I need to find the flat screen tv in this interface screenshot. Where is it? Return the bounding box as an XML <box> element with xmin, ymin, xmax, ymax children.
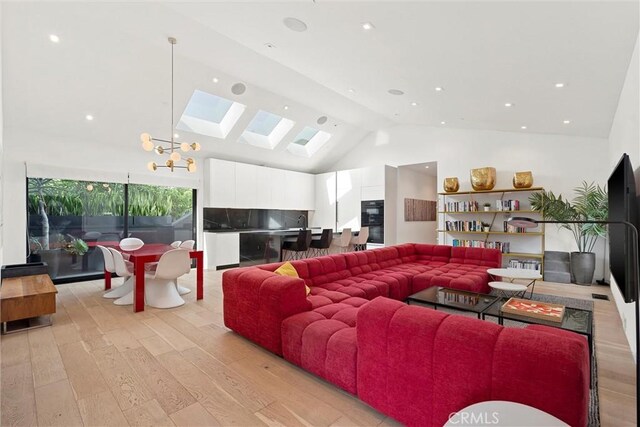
<box><xmin>608</xmin><ymin>153</ymin><xmax>639</xmax><ymax>303</ymax></box>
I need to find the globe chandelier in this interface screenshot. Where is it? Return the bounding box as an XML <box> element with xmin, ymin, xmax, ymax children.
<box><xmin>141</xmin><ymin>37</ymin><xmax>200</xmax><ymax>173</ymax></box>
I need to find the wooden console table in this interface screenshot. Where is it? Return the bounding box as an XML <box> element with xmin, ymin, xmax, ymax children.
<box><xmin>0</xmin><ymin>274</ymin><xmax>57</xmax><ymax>334</ymax></box>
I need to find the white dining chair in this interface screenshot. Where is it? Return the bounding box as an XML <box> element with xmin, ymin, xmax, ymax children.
<box><xmin>333</xmin><ymin>228</ymin><xmax>353</xmax><ymax>253</ymax></box>
<box><xmin>144</xmin><ymin>249</ymin><xmax>191</xmax><ymax>309</ymax></box>
<box><xmin>109</xmin><ymin>248</ymin><xmax>135</xmax><ymax>306</ymax></box>
<box><xmin>99</xmin><ymin>245</ymin><xmax>133</xmax><ymax>299</ymax></box>
<box><xmin>119</xmin><ymin>237</ymin><xmax>144</xmax><ymax>251</ymax></box>
<box><xmin>170</xmin><ymin>240</ymin><xmax>182</xmax><ymax>248</ymax></box>
<box><xmin>179</xmin><ymin>240</ymin><xmax>195</xmax><ymax>250</ymax></box>
<box><xmin>351</xmin><ymin>227</ymin><xmax>369</xmax><ymax>251</ymax></box>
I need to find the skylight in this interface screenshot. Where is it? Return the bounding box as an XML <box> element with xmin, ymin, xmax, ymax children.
<box><xmin>287</xmin><ymin>126</ymin><xmax>331</xmax><ymax>157</ymax></box>
<box><xmin>238</xmin><ymin>110</ymin><xmax>295</xmax><ymax>149</ymax></box>
<box><xmin>176</xmin><ymin>90</ymin><xmax>246</xmax><ymax>139</ymax></box>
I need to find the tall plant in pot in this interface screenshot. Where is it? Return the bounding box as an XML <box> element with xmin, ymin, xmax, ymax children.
<box><xmin>530</xmin><ymin>182</ymin><xmax>608</xmax><ymax>285</ymax></box>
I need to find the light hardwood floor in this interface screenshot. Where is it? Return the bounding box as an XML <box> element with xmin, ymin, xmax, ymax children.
<box><xmin>0</xmin><ymin>270</ymin><xmax>636</xmax><ymax>426</ymax></box>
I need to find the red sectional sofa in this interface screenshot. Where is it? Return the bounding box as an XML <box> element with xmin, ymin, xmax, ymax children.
<box><xmin>222</xmin><ymin>243</ymin><xmax>590</xmax><ymax>426</ymax></box>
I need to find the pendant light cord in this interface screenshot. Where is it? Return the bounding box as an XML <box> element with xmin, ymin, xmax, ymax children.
<box><xmin>170</xmin><ymin>38</ymin><xmax>174</xmax><ymax>150</ymax></box>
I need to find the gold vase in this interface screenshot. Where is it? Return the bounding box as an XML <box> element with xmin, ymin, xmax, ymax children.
<box><xmin>443</xmin><ymin>177</ymin><xmax>460</xmax><ymax>193</ymax></box>
<box><xmin>470</xmin><ymin>167</ymin><xmax>496</xmax><ymax>191</ymax></box>
<box><xmin>513</xmin><ymin>171</ymin><xmax>533</xmax><ymax>189</ymax></box>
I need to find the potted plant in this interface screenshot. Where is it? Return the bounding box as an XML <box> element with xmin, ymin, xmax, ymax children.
<box><xmin>529</xmin><ymin>182</ymin><xmax>608</xmax><ymax>285</ymax></box>
<box><xmin>481</xmin><ymin>222</ymin><xmax>491</xmax><ymax>232</ymax></box>
<box><xmin>64</xmin><ymin>237</ymin><xmax>89</xmax><ymax>262</ymax></box>
<box><xmin>483</xmin><ymin>203</ymin><xmax>491</xmax><ymax>212</ymax></box>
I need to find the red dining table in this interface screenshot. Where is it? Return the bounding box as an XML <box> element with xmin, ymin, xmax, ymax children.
<box><xmin>103</xmin><ymin>243</ymin><xmax>204</xmax><ymax>312</ymax></box>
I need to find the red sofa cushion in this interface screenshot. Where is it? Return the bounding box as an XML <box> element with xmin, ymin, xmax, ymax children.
<box><xmin>356</xmin><ymin>297</ymin><xmax>589</xmax><ymax>427</ymax></box>
<box><xmin>282</xmin><ymin>297</ymin><xmax>368</xmax><ymax>394</ymax></box>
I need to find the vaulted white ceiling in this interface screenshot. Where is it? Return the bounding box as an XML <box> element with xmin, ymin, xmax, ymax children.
<box><xmin>2</xmin><ymin>1</ymin><xmax>638</xmax><ymax>173</ymax></box>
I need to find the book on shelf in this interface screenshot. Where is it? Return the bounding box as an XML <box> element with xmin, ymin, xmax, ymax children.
<box><xmin>503</xmin><ymin>221</ymin><xmax>527</xmax><ymax>233</ymax></box>
<box><xmin>445</xmin><ymin>220</ymin><xmax>484</xmax><ymax>232</ymax></box>
<box><xmin>495</xmin><ymin>199</ymin><xmax>521</xmax><ymax>211</ymax></box>
<box><xmin>444</xmin><ymin>201</ymin><xmax>479</xmax><ymax>212</ymax></box>
<box><xmin>452</xmin><ymin>239</ymin><xmax>511</xmax><ymax>253</ymax></box>
<box><xmin>508</xmin><ymin>258</ymin><xmax>541</xmax><ymax>271</ymax></box>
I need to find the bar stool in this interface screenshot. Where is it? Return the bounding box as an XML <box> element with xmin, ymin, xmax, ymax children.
<box><xmin>333</xmin><ymin>228</ymin><xmax>353</xmax><ymax>253</ymax></box>
<box><xmin>309</xmin><ymin>229</ymin><xmax>333</xmax><ymax>257</ymax></box>
<box><xmin>282</xmin><ymin>230</ymin><xmax>312</xmax><ymax>261</ymax></box>
<box><xmin>351</xmin><ymin>227</ymin><xmax>369</xmax><ymax>251</ymax></box>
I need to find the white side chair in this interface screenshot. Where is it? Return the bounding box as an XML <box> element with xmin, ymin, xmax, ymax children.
<box><xmin>351</xmin><ymin>227</ymin><xmax>369</xmax><ymax>251</ymax></box>
<box><xmin>109</xmin><ymin>248</ymin><xmax>135</xmax><ymax>306</ymax></box>
<box><xmin>333</xmin><ymin>228</ymin><xmax>353</xmax><ymax>253</ymax></box>
<box><xmin>179</xmin><ymin>240</ymin><xmax>195</xmax><ymax>250</ymax></box>
<box><xmin>170</xmin><ymin>240</ymin><xmax>182</xmax><ymax>248</ymax></box>
<box><xmin>144</xmin><ymin>249</ymin><xmax>191</xmax><ymax>309</ymax></box>
<box><xmin>119</xmin><ymin>237</ymin><xmax>144</xmax><ymax>251</ymax></box>
<box><xmin>99</xmin><ymin>245</ymin><xmax>133</xmax><ymax>299</ymax></box>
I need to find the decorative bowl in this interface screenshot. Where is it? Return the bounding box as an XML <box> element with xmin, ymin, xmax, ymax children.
<box><xmin>443</xmin><ymin>177</ymin><xmax>460</xmax><ymax>193</ymax></box>
<box><xmin>470</xmin><ymin>167</ymin><xmax>496</xmax><ymax>191</ymax></box>
<box><xmin>513</xmin><ymin>171</ymin><xmax>533</xmax><ymax>189</ymax></box>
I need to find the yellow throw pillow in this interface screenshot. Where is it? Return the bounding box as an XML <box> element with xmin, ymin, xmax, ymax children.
<box><xmin>274</xmin><ymin>262</ymin><xmax>310</xmax><ymax>295</ymax></box>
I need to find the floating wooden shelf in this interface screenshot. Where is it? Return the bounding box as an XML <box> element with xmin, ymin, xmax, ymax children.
<box><xmin>438</xmin><ymin>187</ymin><xmax>544</xmax><ymax>196</ymax></box>
<box><xmin>437</xmin><ymin>230</ymin><xmax>544</xmax><ymax>236</ymax></box>
<box><xmin>501</xmin><ymin>252</ymin><xmax>544</xmax><ymax>259</ymax></box>
<box><xmin>438</xmin><ymin>210</ymin><xmax>538</xmax><ymax>214</ymax></box>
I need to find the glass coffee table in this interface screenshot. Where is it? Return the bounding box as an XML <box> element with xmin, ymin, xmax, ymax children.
<box><xmin>482</xmin><ymin>297</ymin><xmax>593</xmax><ymax>358</ymax></box>
<box><xmin>406</xmin><ymin>287</ymin><xmax>499</xmax><ymax>319</ymax></box>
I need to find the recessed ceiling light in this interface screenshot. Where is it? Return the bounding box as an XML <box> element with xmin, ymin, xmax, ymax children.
<box><xmin>424</xmin><ymin>166</ymin><xmax>430</xmax><ymax>169</ymax></box>
<box><xmin>521</xmin><ymin>126</ymin><xmax>527</xmax><ymax>130</ymax></box>
<box><xmin>440</xmin><ymin>121</ymin><xmax>446</xmax><ymax>125</ymax></box>
<box><xmin>212</xmin><ymin>77</ymin><xmax>219</xmax><ymax>83</ymax></box>
<box><xmin>435</xmin><ymin>87</ymin><xmax>444</xmax><ymax>92</ymax></box>
<box><xmin>563</xmin><ymin>120</ymin><xmax>571</xmax><ymax>124</ymax></box>
<box><xmin>505</xmin><ymin>103</ymin><xmax>513</xmax><ymax>107</ymax></box>
<box><xmin>555</xmin><ymin>83</ymin><xmax>565</xmax><ymax>88</ymax></box>
<box><xmin>362</xmin><ymin>22</ymin><xmax>375</xmax><ymax>30</ymax></box>
<box><xmin>411</xmin><ymin>102</ymin><xmax>418</xmax><ymax>106</ymax></box>
<box><xmin>174</xmin><ymin>133</ymin><xmax>180</xmax><ymax>138</ymax></box>
<box><xmin>283</xmin><ymin>17</ymin><xmax>308</xmax><ymax>32</ymax></box>
<box><xmin>85</xmin><ymin>114</ymin><xmax>94</xmax><ymax>121</ymax></box>
<box><xmin>283</xmin><ymin>105</ymin><xmax>289</xmax><ymax>110</ymax></box>
<box><xmin>49</xmin><ymin>34</ymin><xmax>60</xmax><ymax>43</ymax></box>
<box><xmin>388</xmin><ymin>89</ymin><xmax>404</xmax><ymax>96</ymax></box>
<box><xmin>265</xmin><ymin>42</ymin><xmax>276</xmax><ymax>49</ymax></box>
<box><xmin>348</xmin><ymin>88</ymin><xmax>355</xmax><ymax>93</ymax></box>
<box><xmin>317</xmin><ymin>116</ymin><xmax>328</xmax><ymax>125</ymax></box>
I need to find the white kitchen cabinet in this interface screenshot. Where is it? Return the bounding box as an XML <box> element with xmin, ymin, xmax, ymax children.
<box><xmin>235</xmin><ymin>163</ymin><xmax>258</xmax><ymax>208</ymax></box>
<box><xmin>337</xmin><ymin>168</ymin><xmax>362</xmax><ymax>231</ymax></box>
<box><xmin>284</xmin><ymin>170</ymin><xmax>315</xmax><ymax>211</ymax></box>
<box><xmin>360</xmin><ymin>165</ymin><xmax>386</xmax><ymax>187</ymax></box>
<box><xmin>311</xmin><ymin>172</ymin><xmax>337</xmax><ymax>230</ymax></box>
<box><xmin>270</xmin><ymin>168</ymin><xmax>287</xmax><ymax>208</ymax></box>
<box><xmin>204</xmin><ymin>232</ymin><xmax>240</xmax><ymax>269</ymax></box>
<box><xmin>255</xmin><ymin>166</ymin><xmax>272</xmax><ymax>208</ymax></box>
<box><xmin>208</xmin><ymin>159</ymin><xmax>236</xmax><ymax>208</ymax></box>
<box><xmin>361</xmin><ymin>185</ymin><xmax>384</xmax><ymax>201</ymax></box>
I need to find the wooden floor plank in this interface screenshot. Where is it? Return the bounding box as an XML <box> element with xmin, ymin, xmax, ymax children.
<box><xmin>123</xmin><ymin>399</ymin><xmax>175</xmax><ymax>427</ymax></box>
<box><xmin>139</xmin><ymin>335</ymin><xmax>174</xmax><ymax>357</ymax></box>
<box><xmin>169</xmin><ymin>402</ymin><xmax>221</xmax><ymax>427</ymax></box>
<box><xmin>123</xmin><ymin>346</ymin><xmax>196</xmax><ymax>415</ymax></box>
<box><xmin>1</xmin><ymin>332</ymin><xmax>31</xmax><ymax>369</ymax></box>
<box><xmin>28</xmin><ymin>327</ymin><xmax>67</xmax><ymax>388</ymax></box>
<box><xmin>77</xmin><ymin>389</ymin><xmax>130</xmax><ymax>427</ymax></box>
<box><xmin>101</xmin><ymin>362</ymin><xmax>153</xmax><ymax>411</ymax></box>
<box><xmin>58</xmin><ymin>341</ymin><xmax>109</xmax><ymax>400</ymax></box>
<box><xmin>34</xmin><ymin>379</ymin><xmax>83</xmax><ymax>427</ymax></box>
<box><xmin>1</xmin><ymin>361</ymin><xmax>37</xmax><ymax>427</ymax></box>
<box><xmin>142</xmin><ymin>316</ymin><xmax>197</xmax><ymax>352</ymax></box>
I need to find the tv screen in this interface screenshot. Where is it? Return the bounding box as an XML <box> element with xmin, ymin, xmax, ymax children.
<box><xmin>608</xmin><ymin>153</ymin><xmax>639</xmax><ymax>303</ymax></box>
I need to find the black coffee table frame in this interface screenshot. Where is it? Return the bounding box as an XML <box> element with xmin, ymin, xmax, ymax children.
<box><xmin>406</xmin><ymin>287</ymin><xmax>500</xmax><ymax>319</ymax></box>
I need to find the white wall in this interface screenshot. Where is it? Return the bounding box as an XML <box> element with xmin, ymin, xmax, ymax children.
<box><xmin>608</xmin><ymin>33</ymin><xmax>639</xmax><ymax>359</ymax></box>
<box><xmin>1</xmin><ymin>127</ymin><xmax>203</xmax><ymax>266</ymax></box>
<box><xmin>396</xmin><ymin>168</ymin><xmax>437</xmax><ymax>244</ymax></box>
<box><xmin>332</xmin><ymin>125</ymin><xmax>610</xmax><ymax>279</ymax></box>
<box><xmin>0</xmin><ymin>1</ymin><xmax>3</xmax><ymax>273</ymax></box>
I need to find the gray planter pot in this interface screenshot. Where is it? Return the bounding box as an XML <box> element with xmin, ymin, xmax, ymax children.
<box><xmin>570</xmin><ymin>252</ymin><xmax>596</xmax><ymax>285</ymax></box>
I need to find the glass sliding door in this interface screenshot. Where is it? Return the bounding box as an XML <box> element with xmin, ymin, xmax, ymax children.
<box><xmin>27</xmin><ymin>178</ymin><xmax>195</xmax><ymax>283</ymax></box>
<box><xmin>127</xmin><ymin>184</ymin><xmax>194</xmax><ymax>245</ymax></box>
<box><xmin>27</xmin><ymin>178</ymin><xmax>125</xmax><ymax>281</ymax></box>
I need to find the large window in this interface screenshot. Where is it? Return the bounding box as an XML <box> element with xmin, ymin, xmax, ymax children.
<box><xmin>26</xmin><ymin>178</ymin><xmax>195</xmax><ymax>282</ymax></box>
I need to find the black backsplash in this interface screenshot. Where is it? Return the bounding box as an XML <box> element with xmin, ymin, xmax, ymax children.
<box><xmin>204</xmin><ymin>208</ymin><xmax>309</xmax><ymax>231</ymax></box>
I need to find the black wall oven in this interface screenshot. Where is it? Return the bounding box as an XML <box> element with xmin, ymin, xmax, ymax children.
<box><xmin>361</xmin><ymin>200</ymin><xmax>384</xmax><ymax>244</ymax></box>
